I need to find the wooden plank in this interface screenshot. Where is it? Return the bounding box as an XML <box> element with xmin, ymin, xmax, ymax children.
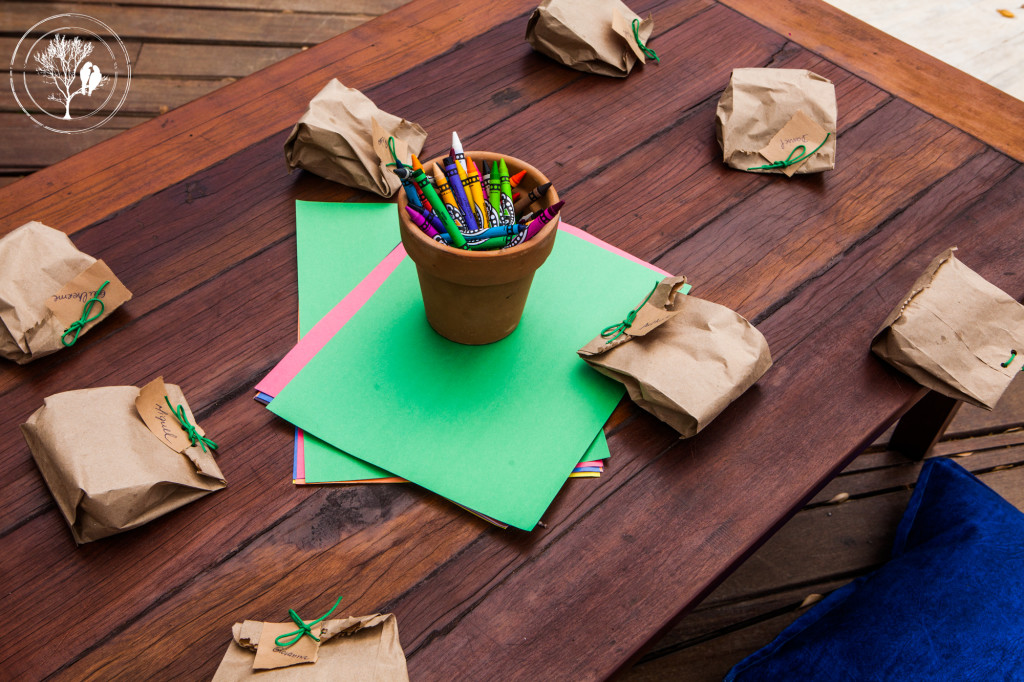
<box><xmin>626</xmin><ymin>581</ymin><xmax>848</xmax><ymax>681</ymax></box>
<box><xmin>809</xmin><ymin>445</ymin><xmax>1024</xmax><ymax>506</ymax></box>
<box><xmin>0</xmin><ymin>113</ymin><xmax>145</xmax><ymax>170</ymax></box>
<box><xmin>67</xmin><ymin>0</ymin><xmax>411</xmax><ymax>14</ymax></box>
<box><xmin>719</xmin><ymin>0</ymin><xmax>1024</xmax><ymax>163</ymax></box>
<box><xmin>1</xmin><ymin>75</ymin><xmax>234</xmax><ymax>117</ymax></box>
<box><xmin>1</xmin><ymin>38</ymin><xmax>300</xmax><ymax>79</ymax></box>
<box><xmin>1</xmin><ymin>3</ymin><xmax>372</xmax><ymax>46</ymax></box>
<box><xmin>0</xmin><ymin>176</ymin><xmax>26</xmax><ymax>188</ymax></box>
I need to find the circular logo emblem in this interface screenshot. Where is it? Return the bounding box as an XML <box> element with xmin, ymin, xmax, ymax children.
<box><xmin>8</xmin><ymin>13</ymin><xmax>131</xmax><ymax>134</ymax></box>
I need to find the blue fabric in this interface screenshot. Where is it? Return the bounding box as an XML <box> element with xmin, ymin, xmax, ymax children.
<box><xmin>726</xmin><ymin>458</ymin><xmax>1024</xmax><ymax>681</ymax></box>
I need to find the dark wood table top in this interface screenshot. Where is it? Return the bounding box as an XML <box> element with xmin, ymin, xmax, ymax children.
<box><xmin>3</xmin><ymin>0</ymin><xmax>1023</xmax><ymax>679</ymax></box>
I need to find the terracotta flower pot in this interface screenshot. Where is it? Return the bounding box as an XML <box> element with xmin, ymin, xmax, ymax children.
<box><xmin>397</xmin><ymin>151</ymin><xmax>560</xmax><ymax>345</ymax></box>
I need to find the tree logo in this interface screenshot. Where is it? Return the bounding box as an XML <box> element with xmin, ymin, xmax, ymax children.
<box><xmin>8</xmin><ymin>14</ymin><xmax>131</xmax><ymax>134</ymax></box>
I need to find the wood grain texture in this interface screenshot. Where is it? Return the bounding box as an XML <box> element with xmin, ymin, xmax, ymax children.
<box><xmin>1</xmin><ymin>0</ymin><xmax>1023</xmax><ymax>680</ymax></box>
<box><xmin>720</xmin><ymin>0</ymin><xmax>1024</xmax><ymax>162</ymax></box>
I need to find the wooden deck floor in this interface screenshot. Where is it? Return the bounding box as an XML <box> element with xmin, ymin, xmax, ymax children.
<box><xmin>5</xmin><ymin>2</ymin><xmax>1024</xmax><ymax>680</ymax></box>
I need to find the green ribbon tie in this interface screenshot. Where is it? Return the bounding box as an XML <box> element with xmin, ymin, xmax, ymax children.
<box><xmin>631</xmin><ymin>19</ymin><xmax>660</xmax><ymax>63</ymax></box>
<box><xmin>61</xmin><ymin>280</ymin><xmax>109</xmax><ymax>347</ymax></box>
<box><xmin>164</xmin><ymin>397</ymin><xmax>218</xmax><ymax>453</ymax></box>
<box><xmin>1002</xmin><ymin>350</ymin><xmax>1023</xmax><ymax>371</ymax></box>
<box><xmin>601</xmin><ymin>282</ymin><xmax>658</xmax><ymax>343</ymax></box>
<box><xmin>274</xmin><ymin>596</ymin><xmax>344</xmax><ymax>648</ymax></box>
<box><xmin>748</xmin><ymin>133</ymin><xmax>831</xmax><ymax>171</ymax></box>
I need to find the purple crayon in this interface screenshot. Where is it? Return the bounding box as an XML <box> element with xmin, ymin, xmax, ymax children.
<box><xmin>442</xmin><ymin>157</ymin><xmax>480</xmax><ymax>234</ymax></box>
<box><xmin>522</xmin><ymin>200</ymin><xmax>564</xmax><ymax>243</ymax></box>
<box><xmin>404</xmin><ymin>205</ymin><xmax>446</xmax><ymax>242</ymax></box>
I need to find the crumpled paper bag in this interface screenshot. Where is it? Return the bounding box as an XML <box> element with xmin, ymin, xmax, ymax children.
<box><xmin>872</xmin><ymin>248</ymin><xmax>1024</xmax><ymax>410</ymax></box>
<box><xmin>21</xmin><ymin>382</ymin><xmax>225</xmax><ymax>544</ymax></box>
<box><xmin>526</xmin><ymin>0</ymin><xmax>654</xmax><ymax>77</ymax></box>
<box><xmin>284</xmin><ymin>79</ymin><xmax>427</xmax><ymax>197</ymax></box>
<box><xmin>0</xmin><ymin>221</ymin><xmax>131</xmax><ymax>364</ymax></box>
<box><xmin>716</xmin><ymin>68</ymin><xmax>837</xmax><ymax>174</ymax></box>
<box><xmin>579</xmin><ymin>276</ymin><xmax>772</xmax><ymax>437</ymax></box>
<box><xmin>212</xmin><ymin>613</ymin><xmax>409</xmax><ymax>681</ymax></box>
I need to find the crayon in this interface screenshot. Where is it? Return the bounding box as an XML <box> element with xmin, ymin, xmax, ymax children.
<box><xmin>509</xmin><ymin>169</ymin><xmax>527</xmax><ymax>188</ymax></box>
<box><xmin>397</xmin><ymin>166</ymin><xmax>466</xmax><ymax>248</ymax></box>
<box><xmin>404</xmin><ymin>205</ymin><xmax>446</xmax><ymax>241</ymax></box>
<box><xmin>522</xmin><ymin>200</ymin><xmax>564</xmax><ymax>242</ymax></box>
<box><xmin>432</xmin><ymin>164</ymin><xmax>466</xmax><ymax>230</ymax></box>
<box><xmin>487</xmin><ymin>161</ymin><xmax>503</xmax><ymax>228</ymax></box>
<box><xmin>497</xmin><ymin>158</ymin><xmax>515</xmax><ymax>223</ymax></box>
<box><xmin>443</xmin><ymin>158</ymin><xmax>480</xmax><ymax>234</ymax></box>
<box><xmin>393</xmin><ymin>158</ymin><xmax>423</xmax><ymax>210</ymax></box>
<box><xmin>451</xmin><ymin>131</ymin><xmax>467</xmax><ymax>174</ymax></box>
<box><xmin>464</xmin><ymin>155</ymin><xmax>489</xmax><ymax>231</ymax></box>
<box><xmin>405</xmin><ymin>204</ymin><xmax>447</xmax><ymax>235</ymax></box>
<box><xmin>513</xmin><ymin>181</ymin><xmax>552</xmax><ymax>215</ymax></box>
<box><xmin>464</xmin><ymin>222</ymin><xmax>522</xmax><ymax>240</ymax></box>
<box><xmin>464</xmin><ymin>235</ymin><xmax>513</xmax><ymax>251</ymax></box>
<box><xmin>410</xmin><ymin>155</ymin><xmax>431</xmax><ymax>205</ymax></box>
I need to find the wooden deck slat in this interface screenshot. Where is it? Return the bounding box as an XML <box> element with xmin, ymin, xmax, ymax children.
<box><xmin>1</xmin><ymin>38</ymin><xmax>301</xmax><ymax>78</ymax></box>
<box><xmin>1</xmin><ymin>2</ymin><xmax>372</xmax><ymax>46</ymax></box>
<box><xmin>65</xmin><ymin>0</ymin><xmax>411</xmax><ymax>14</ymax></box>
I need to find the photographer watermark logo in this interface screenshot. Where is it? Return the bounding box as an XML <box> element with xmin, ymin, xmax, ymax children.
<box><xmin>8</xmin><ymin>13</ymin><xmax>131</xmax><ymax>134</ymax></box>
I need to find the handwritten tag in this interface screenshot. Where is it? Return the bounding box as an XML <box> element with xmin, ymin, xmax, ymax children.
<box><xmin>253</xmin><ymin>622</ymin><xmax>322</xmax><ymax>670</ymax></box>
<box><xmin>371</xmin><ymin>117</ymin><xmax>409</xmax><ymax>168</ymax></box>
<box><xmin>757</xmin><ymin>110</ymin><xmax>829</xmax><ymax>177</ymax></box>
<box><xmin>135</xmin><ymin>377</ymin><xmax>202</xmax><ymax>454</ymax></box>
<box><xmin>46</xmin><ymin>259</ymin><xmax>132</xmax><ymax>330</ymax></box>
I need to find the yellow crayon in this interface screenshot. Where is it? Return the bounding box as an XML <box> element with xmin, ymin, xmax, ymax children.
<box><xmin>432</xmin><ymin>164</ymin><xmax>466</xmax><ymax>230</ymax></box>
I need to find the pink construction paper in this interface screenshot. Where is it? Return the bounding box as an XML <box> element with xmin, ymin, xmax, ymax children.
<box><xmin>255</xmin><ymin>242</ymin><xmax>407</xmax><ymax>398</ymax></box>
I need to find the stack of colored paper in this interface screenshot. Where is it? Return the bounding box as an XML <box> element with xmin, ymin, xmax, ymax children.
<box><xmin>259</xmin><ymin>201</ymin><xmax>668</xmax><ymax>530</ymax></box>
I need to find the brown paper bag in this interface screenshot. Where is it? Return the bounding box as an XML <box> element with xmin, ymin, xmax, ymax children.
<box><xmin>526</xmin><ymin>0</ymin><xmax>655</xmax><ymax>78</ymax></box>
<box><xmin>212</xmin><ymin>613</ymin><xmax>409</xmax><ymax>681</ymax></box>
<box><xmin>0</xmin><ymin>221</ymin><xmax>132</xmax><ymax>364</ymax></box>
<box><xmin>284</xmin><ymin>79</ymin><xmax>427</xmax><ymax>197</ymax></box>
<box><xmin>872</xmin><ymin>248</ymin><xmax>1024</xmax><ymax>410</ymax></box>
<box><xmin>20</xmin><ymin>379</ymin><xmax>226</xmax><ymax>544</ymax></box>
<box><xmin>578</xmin><ymin>276</ymin><xmax>772</xmax><ymax>437</ymax></box>
<box><xmin>715</xmin><ymin>68</ymin><xmax>837</xmax><ymax>174</ymax></box>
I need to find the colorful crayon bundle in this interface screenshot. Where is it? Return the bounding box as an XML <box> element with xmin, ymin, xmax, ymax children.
<box><xmin>394</xmin><ymin>132</ymin><xmax>564</xmax><ymax>251</ymax></box>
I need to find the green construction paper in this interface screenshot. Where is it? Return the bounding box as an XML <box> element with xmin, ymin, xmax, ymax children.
<box><xmin>296</xmin><ymin>200</ymin><xmax>400</xmax><ymax>482</ymax></box>
<box><xmin>294</xmin><ymin>200</ymin><xmax>610</xmax><ymax>485</ymax></box>
<box><xmin>271</xmin><ymin>228</ymin><xmax>657</xmax><ymax>529</ymax></box>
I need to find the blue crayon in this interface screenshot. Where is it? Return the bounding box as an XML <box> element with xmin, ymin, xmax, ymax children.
<box><xmin>393</xmin><ymin>158</ymin><xmax>423</xmax><ymax>210</ymax></box>
<box><xmin>442</xmin><ymin>158</ymin><xmax>479</xmax><ymax>234</ymax></box>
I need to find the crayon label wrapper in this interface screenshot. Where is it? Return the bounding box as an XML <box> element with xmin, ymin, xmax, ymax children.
<box><xmin>756</xmin><ymin>110</ymin><xmax>829</xmax><ymax>177</ymax></box>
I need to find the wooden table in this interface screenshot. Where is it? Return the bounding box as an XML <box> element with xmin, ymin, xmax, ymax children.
<box><xmin>2</xmin><ymin>1</ymin><xmax>1023</xmax><ymax>679</ymax></box>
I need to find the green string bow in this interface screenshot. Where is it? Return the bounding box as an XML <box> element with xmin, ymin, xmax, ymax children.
<box><xmin>274</xmin><ymin>596</ymin><xmax>344</xmax><ymax>648</ymax></box>
<box><xmin>61</xmin><ymin>280</ymin><xmax>109</xmax><ymax>347</ymax></box>
<box><xmin>748</xmin><ymin>133</ymin><xmax>831</xmax><ymax>171</ymax></box>
<box><xmin>631</xmin><ymin>19</ymin><xmax>660</xmax><ymax>63</ymax></box>
<box><xmin>164</xmin><ymin>397</ymin><xmax>218</xmax><ymax>453</ymax></box>
<box><xmin>601</xmin><ymin>282</ymin><xmax>658</xmax><ymax>343</ymax></box>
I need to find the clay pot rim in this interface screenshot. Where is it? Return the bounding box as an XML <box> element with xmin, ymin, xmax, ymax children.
<box><xmin>396</xmin><ymin>151</ymin><xmax>560</xmax><ymax>260</ymax></box>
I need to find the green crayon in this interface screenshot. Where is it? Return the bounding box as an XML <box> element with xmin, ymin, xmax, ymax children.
<box><xmin>405</xmin><ymin>167</ymin><xmax>466</xmax><ymax>248</ymax></box>
<box><xmin>498</xmin><ymin>158</ymin><xmax>515</xmax><ymax>223</ymax></box>
<box><xmin>487</xmin><ymin>163</ymin><xmax>502</xmax><ymax>226</ymax></box>
<box><xmin>465</xmin><ymin>235</ymin><xmax>512</xmax><ymax>251</ymax></box>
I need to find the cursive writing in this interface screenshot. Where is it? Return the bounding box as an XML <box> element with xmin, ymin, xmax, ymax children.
<box><xmin>272</xmin><ymin>647</ymin><xmax>310</xmax><ymax>661</ymax></box>
<box><xmin>779</xmin><ymin>134</ymin><xmax>809</xmax><ymax>150</ymax></box>
<box><xmin>154</xmin><ymin>402</ymin><xmax>180</xmax><ymax>443</ymax></box>
<box><xmin>52</xmin><ymin>288</ymin><xmax>107</xmax><ymax>304</ymax></box>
